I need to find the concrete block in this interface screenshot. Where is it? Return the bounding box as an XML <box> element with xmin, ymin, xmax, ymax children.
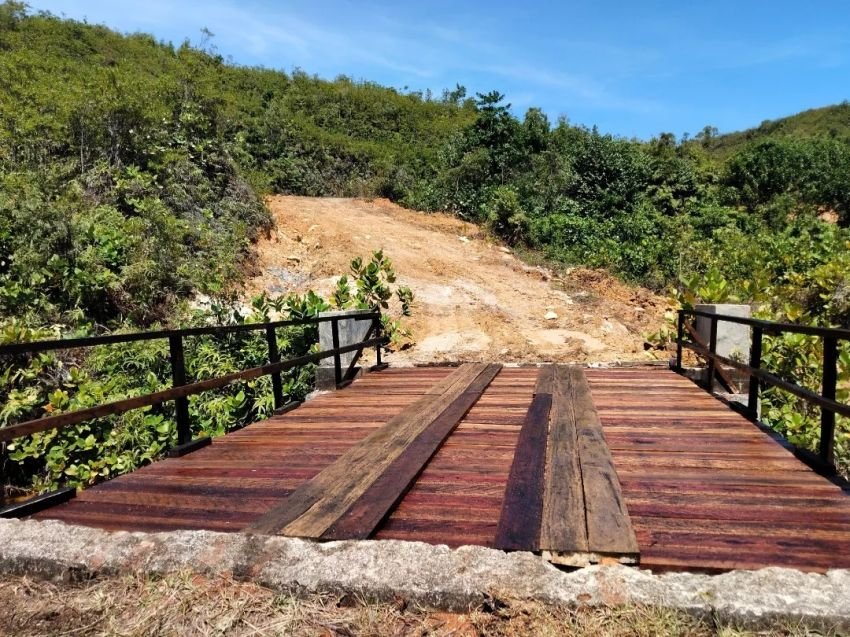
<box><xmin>316</xmin><ymin>309</ymin><xmax>377</xmax><ymax>389</ymax></box>
<box><xmin>695</xmin><ymin>304</ymin><xmax>751</xmax><ymax>361</ymax></box>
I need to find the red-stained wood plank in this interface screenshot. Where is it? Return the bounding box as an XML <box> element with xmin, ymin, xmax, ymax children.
<box><xmin>35</xmin><ymin>367</ymin><xmax>451</xmax><ymax>533</ymax></box>
<box><xmin>585</xmin><ymin>367</ymin><xmax>850</xmax><ymax>573</ymax></box>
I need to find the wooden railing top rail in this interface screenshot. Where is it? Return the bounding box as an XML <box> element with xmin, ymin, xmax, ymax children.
<box><xmin>0</xmin><ymin>312</ymin><xmax>381</xmax><ymax>356</ymax></box>
<box><xmin>0</xmin><ymin>336</ymin><xmax>388</xmax><ymax>444</ymax></box>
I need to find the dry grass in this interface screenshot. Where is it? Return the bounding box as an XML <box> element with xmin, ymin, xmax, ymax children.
<box><xmin>0</xmin><ymin>572</ymin><xmax>831</xmax><ymax>637</ymax></box>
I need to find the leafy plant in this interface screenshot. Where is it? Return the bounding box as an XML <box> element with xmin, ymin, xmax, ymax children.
<box><xmin>1</xmin><ymin>252</ymin><xmax>414</xmax><ymax>493</ymax></box>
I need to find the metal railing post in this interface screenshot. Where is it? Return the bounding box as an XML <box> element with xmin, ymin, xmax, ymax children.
<box><xmin>748</xmin><ymin>326</ymin><xmax>763</xmax><ymax>421</ymax></box>
<box><xmin>675</xmin><ymin>310</ymin><xmax>684</xmax><ymax>371</ymax></box>
<box><xmin>266</xmin><ymin>326</ymin><xmax>283</xmax><ymax>409</ymax></box>
<box><xmin>331</xmin><ymin>317</ymin><xmax>342</xmax><ymax>387</ymax></box>
<box><xmin>169</xmin><ymin>334</ymin><xmax>191</xmax><ymax>446</ymax></box>
<box><xmin>820</xmin><ymin>336</ymin><xmax>838</xmax><ymax>468</ymax></box>
<box><xmin>706</xmin><ymin>315</ymin><xmax>718</xmax><ymax>392</ymax></box>
<box><xmin>374</xmin><ymin>315</ymin><xmax>383</xmax><ymax>368</ymax></box>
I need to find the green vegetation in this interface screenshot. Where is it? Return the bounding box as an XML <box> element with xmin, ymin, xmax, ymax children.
<box><xmin>701</xmin><ymin>102</ymin><xmax>850</xmax><ymax>159</ymax></box>
<box><xmin>0</xmin><ymin>3</ymin><xmax>467</xmax><ymax>330</ymax></box>
<box><xmin>1</xmin><ymin>2</ymin><xmax>848</xmax><ymax>486</ymax></box>
<box><xmin>3</xmin><ymin>251</ymin><xmax>412</xmax><ymax>493</ymax></box>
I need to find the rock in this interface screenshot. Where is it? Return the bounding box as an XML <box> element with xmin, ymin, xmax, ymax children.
<box><xmin>286</xmin><ymin>255</ymin><xmax>301</xmax><ymax>263</ymax></box>
<box><xmin>498</xmin><ymin>246</ymin><xmax>511</xmax><ymax>254</ymax></box>
<box><xmin>544</xmin><ymin>311</ymin><xmax>558</xmax><ymax>320</ymax></box>
<box><xmin>458</xmin><ymin>236</ymin><xmax>470</xmax><ymax>243</ymax></box>
<box><xmin>601</xmin><ymin>319</ymin><xmax>629</xmax><ymax>336</ymax></box>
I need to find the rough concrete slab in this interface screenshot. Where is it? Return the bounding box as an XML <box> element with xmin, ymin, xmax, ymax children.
<box><xmin>1</xmin><ymin>518</ymin><xmax>848</xmax><ymax>631</ymax></box>
<box><xmin>695</xmin><ymin>303</ymin><xmax>752</xmax><ymax>360</ymax></box>
<box><xmin>317</xmin><ymin>308</ymin><xmax>375</xmax><ymax>389</ymax></box>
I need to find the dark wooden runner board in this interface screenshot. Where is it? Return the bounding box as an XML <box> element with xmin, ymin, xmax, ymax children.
<box><xmin>568</xmin><ymin>366</ymin><xmax>639</xmax><ymax>560</ymax></box>
<box><xmin>534</xmin><ymin>364</ymin><xmax>557</xmax><ymax>395</ymax></box>
<box><xmin>496</xmin><ymin>364</ymin><xmax>638</xmax><ymax>563</ymax></box>
<box><xmin>246</xmin><ymin>363</ymin><xmax>495</xmax><ymax>537</ymax></box>
<box><xmin>539</xmin><ymin>365</ymin><xmax>589</xmax><ymax>557</ymax></box>
<box><xmin>321</xmin><ymin>364</ymin><xmax>502</xmax><ymax>540</ymax></box>
<box><xmin>494</xmin><ymin>366</ymin><xmax>553</xmax><ymax>551</ymax></box>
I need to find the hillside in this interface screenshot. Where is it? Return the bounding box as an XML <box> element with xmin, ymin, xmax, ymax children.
<box><xmin>249</xmin><ymin>197</ymin><xmax>667</xmax><ymax>363</ymax></box>
<box><xmin>704</xmin><ymin>102</ymin><xmax>850</xmax><ymax>158</ymax></box>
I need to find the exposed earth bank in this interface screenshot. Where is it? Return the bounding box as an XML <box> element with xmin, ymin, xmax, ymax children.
<box><xmin>248</xmin><ymin>196</ymin><xmax>670</xmax><ymax>364</ymax></box>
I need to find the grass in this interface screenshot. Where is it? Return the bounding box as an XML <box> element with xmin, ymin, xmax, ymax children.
<box><xmin>0</xmin><ymin>571</ymin><xmax>833</xmax><ymax>636</ymax></box>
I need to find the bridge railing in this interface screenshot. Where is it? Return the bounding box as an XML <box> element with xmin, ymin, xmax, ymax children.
<box><xmin>0</xmin><ymin>312</ymin><xmax>387</xmax><ymax>515</ymax></box>
<box><xmin>675</xmin><ymin>309</ymin><xmax>849</xmax><ymax>474</ymax></box>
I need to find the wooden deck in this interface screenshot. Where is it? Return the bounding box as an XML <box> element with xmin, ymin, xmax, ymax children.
<box><xmin>33</xmin><ymin>365</ymin><xmax>850</xmax><ymax>573</ymax></box>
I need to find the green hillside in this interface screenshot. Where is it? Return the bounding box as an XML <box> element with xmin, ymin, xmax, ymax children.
<box><xmin>2</xmin><ymin>0</ymin><xmax>849</xmax><ymax>331</ymax></box>
<box><xmin>0</xmin><ymin>2</ymin><xmax>473</xmax><ymax>328</ymax></box>
<box><xmin>703</xmin><ymin>102</ymin><xmax>850</xmax><ymax>158</ymax></box>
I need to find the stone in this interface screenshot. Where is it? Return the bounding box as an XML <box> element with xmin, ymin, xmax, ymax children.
<box><xmin>1</xmin><ymin>519</ymin><xmax>849</xmax><ymax>631</ymax></box>
<box><xmin>544</xmin><ymin>311</ymin><xmax>558</xmax><ymax>320</ymax></box>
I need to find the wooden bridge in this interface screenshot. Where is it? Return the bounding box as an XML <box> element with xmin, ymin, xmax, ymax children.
<box><xmin>27</xmin><ymin>363</ymin><xmax>850</xmax><ymax>573</ymax></box>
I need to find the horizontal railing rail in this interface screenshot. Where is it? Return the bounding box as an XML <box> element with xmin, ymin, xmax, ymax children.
<box><xmin>0</xmin><ymin>314</ymin><xmax>372</xmax><ymax>356</ymax></box>
<box><xmin>0</xmin><ymin>312</ymin><xmax>385</xmax><ymax>450</ymax></box>
<box><xmin>681</xmin><ymin>309</ymin><xmax>850</xmax><ymax>340</ymax></box>
<box><xmin>675</xmin><ymin>309</ymin><xmax>848</xmax><ymax>474</ymax></box>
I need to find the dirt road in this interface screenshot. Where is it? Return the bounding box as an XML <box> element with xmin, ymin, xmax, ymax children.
<box><xmin>248</xmin><ymin>196</ymin><xmax>669</xmax><ymax>364</ymax></box>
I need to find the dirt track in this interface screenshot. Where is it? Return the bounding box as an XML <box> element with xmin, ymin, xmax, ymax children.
<box><xmin>248</xmin><ymin>196</ymin><xmax>669</xmax><ymax>364</ymax></box>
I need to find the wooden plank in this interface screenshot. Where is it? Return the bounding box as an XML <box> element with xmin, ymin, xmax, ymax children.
<box><xmin>321</xmin><ymin>364</ymin><xmax>502</xmax><ymax>540</ymax></box>
<box><xmin>539</xmin><ymin>365</ymin><xmax>588</xmax><ymax>555</ymax></box>
<box><xmin>571</xmin><ymin>367</ymin><xmax>639</xmax><ymax>559</ymax></box>
<box><xmin>245</xmin><ymin>363</ymin><xmax>488</xmax><ymax>536</ymax></box>
<box><xmin>494</xmin><ymin>369</ymin><xmax>552</xmax><ymax>551</ymax></box>
<box><xmin>534</xmin><ymin>364</ymin><xmax>556</xmax><ymax>395</ymax></box>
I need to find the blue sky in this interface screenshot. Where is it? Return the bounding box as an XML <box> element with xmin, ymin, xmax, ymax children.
<box><xmin>31</xmin><ymin>0</ymin><xmax>850</xmax><ymax>139</ymax></box>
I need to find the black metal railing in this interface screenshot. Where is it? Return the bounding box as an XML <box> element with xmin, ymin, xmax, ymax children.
<box><xmin>0</xmin><ymin>312</ymin><xmax>386</xmax><ymax>448</ymax></box>
<box><xmin>675</xmin><ymin>309</ymin><xmax>849</xmax><ymax>473</ymax></box>
<box><xmin>0</xmin><ymin>312</ymin><xmax>387</xmax><ymax>514</ymax></box>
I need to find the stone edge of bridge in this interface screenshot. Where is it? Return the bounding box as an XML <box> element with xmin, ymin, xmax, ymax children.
<box><xmin>1</xmin><ymin>518</ymin><xmax>848</xmax><ymax>632</ymax></box>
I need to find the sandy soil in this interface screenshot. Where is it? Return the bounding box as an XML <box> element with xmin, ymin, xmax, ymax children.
<box><xmin>247</xmin><ymin>196</ymin><xmax>670</xmax><ymax>364</ymax></box>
